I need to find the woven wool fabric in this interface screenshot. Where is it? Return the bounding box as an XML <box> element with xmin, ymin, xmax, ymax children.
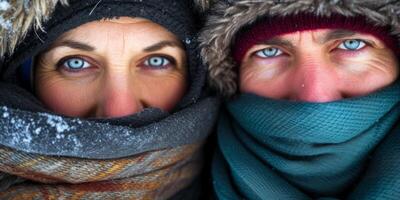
<box><xmin>213</xmin><ymin>82</ymin><xmax>400</xmax><ymax>199</ymax></box>
<box><xmin>0</xmin><ymin>143</ymin><xmax>202</xmax><ymax>199</ymax></box>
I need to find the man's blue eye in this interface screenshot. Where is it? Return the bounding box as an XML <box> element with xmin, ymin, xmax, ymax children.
<box><xmin>255</xmin><ymin>48</ymin><xmax>283</xmax><ymax>58</ymax></box>
<box><xmin>338</xmin><ymin>39</ymin><xmax>366</xmax><ymax>50</ymax></box>
<box><xmin>144</xmin><ymin>56</ymin><xmax>171</xmax><ymax>68</ymax></box>
<box><xmin>63</xmin><ymin>58</ymin><xmax>90</xmax><ymax>70</ymax></box>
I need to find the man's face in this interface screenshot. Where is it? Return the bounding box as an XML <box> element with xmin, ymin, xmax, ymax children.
<box><xmin>239</xmin><ymin>29</ymin><xmax>399</xmax><ymax>102</ymax></box>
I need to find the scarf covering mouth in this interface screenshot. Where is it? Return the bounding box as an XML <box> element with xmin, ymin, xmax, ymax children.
<box><xmin>0</xmin><ymin>82</ymin><xmax>220</xmax><ymax>199</ymax></box>
<box><xmin>213</xmin><ymin>82</ymin><xmax>400</xmax><ymax>199</ymax></box>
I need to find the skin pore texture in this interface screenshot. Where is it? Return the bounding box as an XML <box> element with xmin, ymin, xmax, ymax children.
<box><xmin>240</xmin><ymin>29</ymin><xmax>399</xmax><ymax>102</ymax></box>
<box><xmin>35</xmin><ymin>17</ymin><xmax>187</xmax><ymax>118</ymax></box>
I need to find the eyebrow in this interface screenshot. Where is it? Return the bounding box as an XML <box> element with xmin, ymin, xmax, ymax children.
<box><xmin>143</xmin><ymin>41</ymin><xmax>184</xmax><ymax>52</ymax></box>
<box><xmin>322</xmin><ymin>29</ymin><xmax>357</xmax><ymax>43</ymax></box>
<box><xmin>258</xmin><ymin>29</ymin><xmax>358</xmax><ymax>49</ymax></box>
<box><xmin>47</xmin><ymin>40</ymin><xmax>95</xmax><ymax>52</ymax></box>
<box><xmin>258</xmin><ymin>38</ymin><xmax>295</xmax><ymax>51</ymax></box>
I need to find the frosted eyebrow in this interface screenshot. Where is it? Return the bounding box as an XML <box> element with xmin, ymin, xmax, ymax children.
<box><xmin>143</xmin><ymin>41</ymin><xmax>184</xmax><ymax>52</ymax></box>
<box><xmin>47</xmin><ymin>40</ymin><xmax>95</xmax><ymax>51</ymax></box>
<box><xmin>322</xmin><ymin>30</ymin><xmax>356</xmax><ymax>43</ymax></box>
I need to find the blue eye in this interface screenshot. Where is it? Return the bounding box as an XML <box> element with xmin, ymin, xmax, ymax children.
<box><xmin>144</xmin><ymin>56</ymin><xmax>171</xmax><ymax>68</ymax></box>
<box><xmin>62</xmin><ymin>57</ymin><xmax>91</xmax><ymax>70</ymax></box>
<box><xmin>338</xmin><ymin>39</ymin><xmax>366</xmax><ymax>50</ymax></box>
<box><xmin>255</xmin><ymin>48</ymin><xmax>283</xmax><ymax>58</ymax></box>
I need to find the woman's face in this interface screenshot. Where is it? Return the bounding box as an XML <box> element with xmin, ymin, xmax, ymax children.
<box><xmin>36</xmin><ymin>17</ymin><xmax>187</xmax><ymax>118</ymax></box>
<box><xmin>239</xmin><ymin>29</ymin><xmax>399</xmax><ymax>102</ymax></box>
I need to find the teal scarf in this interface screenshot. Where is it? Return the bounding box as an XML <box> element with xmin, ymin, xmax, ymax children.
<box><xmin>213</xmin><ymin>83</ymin><xmax>400</xmax><ymax>200</ymax></box>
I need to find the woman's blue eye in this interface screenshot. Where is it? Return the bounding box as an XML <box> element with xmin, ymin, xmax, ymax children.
<box><xmin>144</xmin><ymin>56</ymin><xmax>171</xmax><ymax>68</ymax></box>
<box><xmin>62</xmin><ymin>57</ymin><xmax>91</xmax><ymax>70</ymax></box>
<box><xmin>255</xmin><ymin>48</ymin><xmax>283</xmax><ymax>58</ymax></box>
<box><xmin>338</xmin><ymin>39</ymin><xmax>366</xmax><ymax>50</ymax></box>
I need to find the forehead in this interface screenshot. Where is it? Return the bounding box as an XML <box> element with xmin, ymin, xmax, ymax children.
<box><xmin>56</xmin><ymin>17</ymin><xmax>179</xmax><ymax>44</ymax></box>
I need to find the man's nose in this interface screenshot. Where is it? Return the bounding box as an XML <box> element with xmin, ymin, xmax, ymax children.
<box><xmin>289</xmin><ymin>58</ymin><xmax>343</xmax><ymax>102</ymax></box>
<box><xmin>95</xmin><ymin>75</ymin><xmax>143</xmax><ymax>118</ymax></box>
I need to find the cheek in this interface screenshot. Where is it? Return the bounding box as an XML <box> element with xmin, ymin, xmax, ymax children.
<box><xmin>239</xmin><ymin>58</ymin><xmax>289</xmax><ymax>98</ymax></box>
<box><xmin>338</xmin><ymin>51</ymin><xmax>399</xmax><ymax>96</ymax></box>
<box><xmin>35</xmin><ymin>75</ymin><xmax>94</xmax><ymax>116</ymax></box>
<box><xmin>137</xmin><ymin>72</ymin><xmax>187</xmax><ymax>111</ymax></box>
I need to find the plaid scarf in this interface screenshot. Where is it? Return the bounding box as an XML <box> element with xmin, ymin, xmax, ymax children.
<box><xmin>0</xmin><ymin>83</ymin><xmax>219</xmax><ymax>199</ymax></box>
<box><xmin>0</xmin><ymin>143</ymin><xmax>203</xmax><ymax>199</ymax></box>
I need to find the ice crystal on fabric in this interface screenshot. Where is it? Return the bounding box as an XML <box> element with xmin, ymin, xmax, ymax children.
<box><xmin>2</xmin><ymin>106</ymin><xmax>9</xmax><ymax>118</ymax></box>
<box><xmin>185</xmin><ymin>38</ymin><xmax>192</xmax><ymax>44</ymax></box>
<box><xmin>34</xmin><ymin>127</ymin><xmax>42</xmax><ymax>135</ymax></box>
<box><xmin>41</xmin><ymin>113</ymin><xmax>71</xmax><ymax>133</ymax></box>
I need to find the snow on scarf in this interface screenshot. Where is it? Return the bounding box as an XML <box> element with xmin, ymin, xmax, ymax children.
<box><xmin>0</xmin><ymin>82</ymin><xmax>219</xmax><ymax>199</ymax></box>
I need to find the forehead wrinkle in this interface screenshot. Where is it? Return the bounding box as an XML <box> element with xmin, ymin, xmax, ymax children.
<box><xmin>122</xmin><ymin>29</ymin><xmax>126</xmax><ymax>56</ymax></box>
<box><xmin>106</xmin><ymin>27</ymin><xmax>126</xmax><ymax>57</ymax></box>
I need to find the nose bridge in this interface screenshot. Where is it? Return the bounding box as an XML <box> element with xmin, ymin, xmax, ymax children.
<box><xmin>290</xmin><ymin>52</ymin><xmax>342</xmax><ymax>102</ymax></box>
<box><xmin>97</xmin><ymin>67</ymin><xmax>143</xmax><ymax>117</ymax></box>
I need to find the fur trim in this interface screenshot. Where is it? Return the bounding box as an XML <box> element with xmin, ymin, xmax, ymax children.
<box><xmin>199</xmin><ymin>0</ymin><xmax>400</xmax><ymax>96</ymax></box>
<box><xmin>193</xmin><ymin>0</ymin><xmax>214</xmax><ymax>12</ymax></box>
<box><xmin>0</xmin><ymin>0</ymin><xmax>68</xmax><ymax>58</ymax></box>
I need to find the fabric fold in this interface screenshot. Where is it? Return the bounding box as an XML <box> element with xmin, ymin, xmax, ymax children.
<box><xmin>213</xmin><ymin>82</ymin><xmax>400</xmax><ymax>198</ymax></box>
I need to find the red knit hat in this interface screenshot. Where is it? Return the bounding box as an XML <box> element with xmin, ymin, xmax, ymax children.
<box><xmin>233</xmin><ymin>14</ymin><xmax>398</xmax><ymax>63</ymax></box>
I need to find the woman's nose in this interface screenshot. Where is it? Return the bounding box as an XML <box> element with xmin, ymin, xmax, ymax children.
<box><xmin>95</xmin><ymin>75</ymin><xmax>143</xmax><ymax>118</ymax></box>
<box><xmin>289</xmin><ymin>58</ymin><xmax>343</xmax><ymax>102</ymax></box>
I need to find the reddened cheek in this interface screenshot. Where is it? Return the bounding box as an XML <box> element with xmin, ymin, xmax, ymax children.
<box><xmin>36</xmin><ymin>75</ymin><xmax>98</xmax><ymax>117</ymax></box>
<box><xmin>141</xmin><ymin>79</ymin><xmax>186</xmax><ymax>111</ymax></box>
<box><xmin>132</xmin><ymin>70</ymin><xmax>187</xmax><ymax>111</ymax></box>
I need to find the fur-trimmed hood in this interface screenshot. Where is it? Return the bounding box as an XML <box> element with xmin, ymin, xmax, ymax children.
<box><xmin>199</xmin><ymin>0</ymin><xmax>400</xmax><ymax>96</ymax></box>
<box><xmin>0</xmin><ymin>0</ymin><xmax>68</xmax><ymax>58</ymax></box>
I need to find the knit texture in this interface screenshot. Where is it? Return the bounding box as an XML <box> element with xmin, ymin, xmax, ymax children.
<box><xmin>213</xmin><ymin>82</ymin><xmax>400</xmax><ymax>199</ymax></box>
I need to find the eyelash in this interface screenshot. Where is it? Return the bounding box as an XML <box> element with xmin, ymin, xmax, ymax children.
<box><xmin>335</xmin><ymin>39</ymin><xmax>369</xmax><ymax>52</ymax></box>
<box><xmin>56</xmin><ymin>55</ymin><xmax>96</xmax><ymax>73</ymax></box>
<box><xmin>55</xmin><ymin>54</ymin><xmax>178</xmax><ymax>74</ymax></box>
<box><xmin>252</xmin><ymin>39</ymin><xmax>370</xmax><ymax>59</ymax></box>
<box><xmin>140</xmin><ymin>54</ymin><xmax>177</xmax><ymax>70</ymax></box>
